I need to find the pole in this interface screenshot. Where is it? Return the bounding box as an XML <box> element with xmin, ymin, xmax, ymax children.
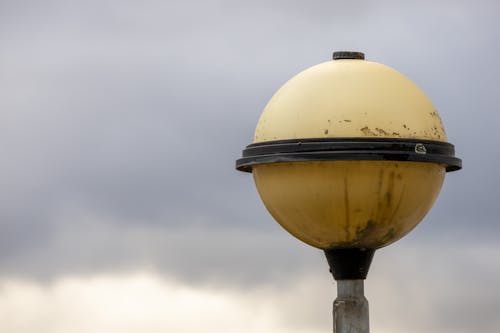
<box><xmin>324</xmin><ymin>249</ymin><xmax>374</xmax><ymax>333</ymax></box>
<box><xmin>333</xmin><ymin>280</ymin><xmax>369</xmax><ymax>333</ymax></box>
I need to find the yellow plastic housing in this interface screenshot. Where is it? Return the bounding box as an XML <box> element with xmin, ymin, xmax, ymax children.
<box><xmin>251</xmin><ymin>58</ymin><xmax>449</xmax><ymax>249</ymax></box>
<box><xmin>253</xmin><ymin>161</ymin><xmax>445</xmax><ymax>249</ymax></box>
<box><xmin>254</xmin><ymin>60</ymin><xmax>446</xmax><ymax>142</ymax></box>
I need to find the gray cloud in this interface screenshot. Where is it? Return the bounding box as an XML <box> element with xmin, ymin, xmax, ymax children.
<box><xmin>369</xmin><ymin>239</ymin><xmax>500</xmax><ymax>333</ymax></box>
<box><xmin>0</xmin><ymin>0</ymin><xmax>498</xmax><ymax>311</ymax></box>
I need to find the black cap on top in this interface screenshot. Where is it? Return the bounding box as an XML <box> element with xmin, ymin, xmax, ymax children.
<box><xmin>333</xmin><ymin>51</ymin><xmax>365</xmax><ymax>60</ymax></box>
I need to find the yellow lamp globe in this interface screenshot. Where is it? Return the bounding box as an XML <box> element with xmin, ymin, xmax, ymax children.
<box><xmin>236</xmin><ymin>51</ymin><xmax>461</xmax><ymax>250</ymax></box>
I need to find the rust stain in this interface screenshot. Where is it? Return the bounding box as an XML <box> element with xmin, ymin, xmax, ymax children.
<box><xmin>344</xmin><ymin>177</ymin><xmax>350</xmax><ymax>239</ymax></box>
<box><xmin>373</xmin><ymin>168</ymin><xmax>396</xmax><ymax>227</ymax></box>
<box><xmin>377</xmin><ymin>168</ymin><xmax>384</xmax><ymax>196</ymax></box>
<box><xmin>379</xmin><ymin>228</ymin><xmax>397</xmax><ymax>244</ymax></box>
<box><xmin>355</xmin><ymin>220</ymin><xmax>378</xmax><ymax>241</ymax></box>
<box><xmin>361</xmin><ymin>126</ymin><xmax>377</xmax><ymax>136</ymax></box>
<box><xmin>387</xmin><ymin>184</ymin><xmax>406</xmax><ymax>225</ymax></box>
<box><xmin>375</xmin><ymin>127</ymin><xmax>390</xmax><ymax>136</ymax></box>
<box><xmin>385</xmin><ymin>171</ymin><xmax>396</xmax><ymax>207</ymax></box>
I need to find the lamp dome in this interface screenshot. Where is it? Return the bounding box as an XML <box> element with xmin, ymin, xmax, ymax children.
<box><xmin>254</xmin><ymin>58</ymin><xmax>446</xmax><ymax>143</ymax></box>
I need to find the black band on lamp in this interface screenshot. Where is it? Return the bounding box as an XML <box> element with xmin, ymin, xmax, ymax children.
<box><xmin>236</xmin><ymin>137</ymin><xmax>462</xmax><ymax>173</ymax></box>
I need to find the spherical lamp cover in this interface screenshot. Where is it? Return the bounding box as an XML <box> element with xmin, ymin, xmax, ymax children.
<box><xmin>237</xmin><ymin>54</ymin><xmax>461</xmax><ymax>250</ymax></box>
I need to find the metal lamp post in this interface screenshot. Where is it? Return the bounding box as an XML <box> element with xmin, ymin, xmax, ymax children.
<box><xmin>235</xmin><ymin>51</ymin><xmax>461</xmax><ymax>333</ymax></box>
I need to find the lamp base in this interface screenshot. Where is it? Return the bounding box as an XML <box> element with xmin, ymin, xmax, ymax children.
<box><xmin>324</xmin><ymin>248</ymin><xmax>375</xmax><ymax>280</ymax></box>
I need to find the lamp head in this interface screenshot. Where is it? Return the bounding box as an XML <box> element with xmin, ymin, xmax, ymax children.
<box><xmin>236</xmin><ymin>52</ymin><xmax>461</xmax><ymax>250</ymax></box>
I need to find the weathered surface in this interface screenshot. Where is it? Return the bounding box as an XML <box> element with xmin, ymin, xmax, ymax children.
<box><xmin>253</xmin><ymin>59</ymin><xmax>447</xmax><ymax>143</ymax></box>
<box><xmin>253</xmin><ymin>160</ymin><xmax>445</xmax><ymax>249</ymax></box>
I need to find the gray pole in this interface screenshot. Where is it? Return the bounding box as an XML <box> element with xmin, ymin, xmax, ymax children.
<box><xmin>333</xmin><ymin>279</ymin><xmax>369</xmax><ymax>333</ymax></box>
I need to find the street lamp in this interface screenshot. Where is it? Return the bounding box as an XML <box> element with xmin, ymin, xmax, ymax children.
<box><xmin>235</xmin><ymin>51</ymin><xmax>461</xmax><ymax>333</ymax></box>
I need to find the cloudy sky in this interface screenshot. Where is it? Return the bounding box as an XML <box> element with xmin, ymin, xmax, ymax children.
<box><xmin>0</xmin><ymin>0</ymin><xmax>499</xmax><ymax>332</ymax></box>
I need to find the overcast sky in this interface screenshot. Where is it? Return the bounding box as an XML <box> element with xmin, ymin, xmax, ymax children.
<box><xmin>0</xmin><ymin>1</ymin><xmax>499</xmax><ymax>332</ymax></box>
